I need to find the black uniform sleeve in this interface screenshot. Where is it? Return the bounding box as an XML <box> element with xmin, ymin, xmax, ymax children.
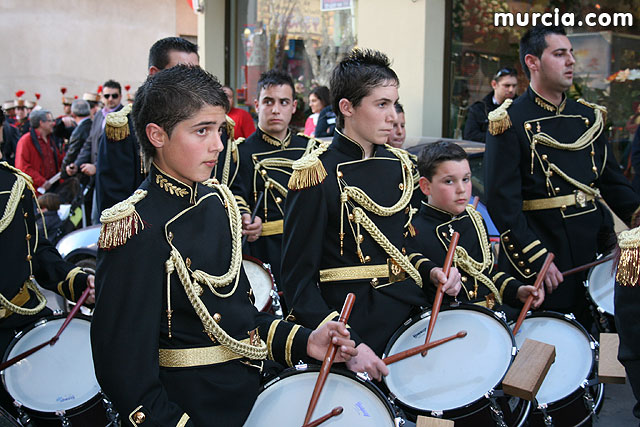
<box><xmin>33</xmin><ymin>238</ymin><xmax>89</xmax><ymax>302</ymax></box>
<box><xmin>463</xmin><ymin>102</ymin><xmax>488</xmax><ymax>143</ymax></box>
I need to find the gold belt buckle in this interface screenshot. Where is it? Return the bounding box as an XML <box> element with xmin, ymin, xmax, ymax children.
<box><xmin>387</xmin><ymin>259</ymin><xmax>406</xmax><ymax>284</ymax></box>
<box><xmin>574</xmin><ymin>190</ymin><xmax>587</xmax><ymax>208</ymax></box>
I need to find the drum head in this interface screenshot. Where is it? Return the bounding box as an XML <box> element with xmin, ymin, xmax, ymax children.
<box><xmin>2</xmin><ymin>317</ymin><xmax>100</xmax><ymax>412</ymax></box>
<box><xmin>587</xmin><ymin>257</ymin><xmax>616</xmax><ymax>316</ymax></box>
<box><xmin>242</xmin><ymin>258</ymin><xmax>273</xmax><ymax>311</ymax></box>
<box><xmin>384</xmin><ymin>306</ymin><xmax>514</xmax><ymax>413</ymax></box>
<box><xmin>514</xmin><ymin>314</ymin><xmax>593</xmax><ymax>405</ymax></box>
<box><xmin>244</xmin><ymin>369</ymin><xmax>395</xmax><ymax>426</ymax></box>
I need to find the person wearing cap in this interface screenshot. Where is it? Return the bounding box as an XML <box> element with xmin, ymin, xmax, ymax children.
<box><xmin>82</xmin><ymin>92</ymin><xmax>101</xmax><ymax>118</ymax></box>
<box><xmin>54</xmin><ymin>96</ymin><xmax>77</xmax><ymax>145</ymax></box>
<box><xmin>62</xmin><ymin>100</ymin><xmax>92</xmax><ymax>179</ymax></box>
<box><xmin>463</xmin><ymin>67</ymin><xmax>518</xmax><ymax>143</ymax></box>
<box><xmin>2</xmin><ymin>98</ymin><xmax>31</xmax><ymax>165</ymax></box>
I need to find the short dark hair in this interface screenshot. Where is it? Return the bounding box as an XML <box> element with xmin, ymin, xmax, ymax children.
<box><xmin>310</xmin><ymin>86</ymin><xmax>331</xmax><ymax>109</ymax></box>
<box><xmin>493</xmin><ymin>67</ymin><xmax>518</xmax><ymax>82</ymax></box>
<box><xmin>148</xmin><ymin>37</ymin><xmax>199</xmax><ymax>70</ymax></box>
<box><xmin>394</xmin><ymin>102</ymin><xmax>404</xmax><ymax>115</ymax></box>
<box><xmin>330</xmin><ymin>48</ymin><xmax>399</xmax><ymax>129</ymax></box>
<box><xmin>38</xmin><ymin>193</ymin><xmax>60</xmax><ymax>211</ymax></box>
<box><xmin>418</xmin><ymin>140</ymin><xmax>468</xmax><ymax>180</ymax></box>
<box><xmin>257</xmin><ymin>69</ymin><xmax>295</xmax><ymax>99</ymax></box>
<box><xmin>103</xmin><ymin>79</ymin><xmax>122</xmax><ymax>94</ymax></box>
<box><xmin>132</xmin><ymin>65</ymin><xmax>229</xmax><ymax>168</ymax></box>
<box><xmin>519</xmin><ymin>25</ymin><xmax>566</xmax><ymax>80</ymax></box>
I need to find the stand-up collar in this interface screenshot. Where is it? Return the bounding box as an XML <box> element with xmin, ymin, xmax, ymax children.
<box><xmin>149</xmin><ymin>163</ymin><xmax>197</xmax><ymax>204</ymax></box>
<box><xmin>258</xmin><ymin>126</ymin><xmax>291</xmax><ymax>148</ymax></box>
<box><xmin>333</xmin><ymin>130</ymin><xmax>385</xmax><ymax>160</ymax></box>
<box><xmin>419</xmin><ymin>200</ymin><xmax>459</xmax><ymax>221</ymax></box>
<box><xmin>528</xmin><ymin>86</ymin><xmax>567</xmax><ymax>114</ymax></box>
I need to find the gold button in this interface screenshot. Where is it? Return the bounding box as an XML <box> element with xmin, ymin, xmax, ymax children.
<box><xmin>442</xmin><ymin>232</ymin><xmax>447</xmax><ymax>237</ymax></box>
<box><xmin>364</xmin><ymin>255</ymin><xmax>371</xmax><ymax>263</ymax></box>
<box><xmin>590</xmin><ymin>182</ymin><xmax>595</xmax><ymax>187</ymax></box>
<box><xmin>590</xmin><ymin>151</ymin><xmax>595</xmax><ymax>156</ymax></box>
<box><xmin>508</xmin><ymin>244</ymin><xmax>514</xmax><ymax>250</ymax></box>
<box><xmin>26</xmin><ymin>255</ymin><xmax>32</xmax><ymax>261</ymax></box>
<box><xmin>513</xmin><ymin>253</ymin><xmax>519</xmax><ymax>259</ymax></box>
<box><xmin>402</xmin><ymin>247</ymin><xmax>407</xmax><ymax>255</ymax></box>
<box><xmin>398</xmin><ymin>183</ymin><xmax>404</xmax><ymax>191</ymax></box>
<box><xmin>503</xmin><ymin>236</ymin><xmax>510</xmax><ymax>242</ymax></box>
<box><xmin>25</xmin><ymin>234</ymin><xmax>31</xmax><ymax>241</ymax></box>
<box><xmin>561</xmin><ymin>205</ymin><xmax>567</xmax><ymax>210</ymax></box>
<box><xmin>260</xmin><ymin>169</ymin><xmax>267</xmax><ymax>176</ymax></box>
<box><xmin>524</xmin><ymin>268</ymin><xmax>531</xmax><ymax>274</ymax></box>
<box><xmin>168</xmin><ymin>231</ymin><xmax>174</xmax><ymax>241</ymax></box>
<box><xmin>548</xmin><ymin>171</ymin><xmax>553</xmax><ymax>176</ymax></box>
<box><xmin>133</xmin><ymin>411</ymin><xmax>145</xmax><ymax>424</ymax></box>
<box><xmin>554</xmin><ymin>187</ymin><xmax>560</xmax><ymax>192</ymax></box>
<box><xmin>185</xmin><ymin>257</ymin><xmax>191</xmax><ymax>268</ymax></box>
<box><xmin>461</xmin><ymin>276</ymin><xmax>467</xmax><ymax>282</ymax></box>
<box><xmin>357</xmin><ymin>234</ymin><xmax>364</xmax><ymax>243</ymax></box>
<box><xmin>524</xmin><ymin>123</ymin><xmax>532</xmax><ymax>131</ymax></box>
<box><xmin>469</xmin><ymin>290</ymin><xmax>476</xmax><ymax>299</ymax></box>
<box><xmin>518</xmin><ymin>261</ymin><xmax>525</xmax><ymax>267</ymax></box>
<box><xmin>20</xmin><ymin>194</ymin><xmax>25</xmax><ymax>199</ymax></box>
<box><xmin>337</xmin><ymin>171</ymin><xmax>344</xmax><ymax>178</ymax></box>
<box><xmin>252</xmin><ymin>155</ymin><xmax>257</xmax><ymax>161</ymax></box>
<box><xmin>592</xmin><ymin>166</ymin><xmax>598</xmax><ymax>173</ymax></box>
<box><xmin>348</xmin><ymin>214</ymin><xmax>354</xmax><ymax>221</ymax></box>
<box><xmin>370</xmin><ymin>277</ymin><xmax>379</xmax><ymax>286</ymax></box>
<box><xmin>584</xmin><ymin>118</ymin><xmax>590</xmax><ymax>126</ymax></box>
<box><xmin>541</xmin><ymin>154</ymin><xmax>548</xmax><ymax>161</ymax></box>
<box><xmin>24</xmin><ymin>212</ymin><xmax>28</xmax><ymax>218</ymax></box>
<box><xmin>275</xmin><ymin>197</ymin><xmax>282</xmax><ymax>204</ymax></box>
<box><xmin>213</xmin><ymin>313</ymin><xmax>222</xmax><ymax>323</ymax></box>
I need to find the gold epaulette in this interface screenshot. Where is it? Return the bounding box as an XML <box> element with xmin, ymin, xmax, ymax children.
<box><xmin>105</xmin><ymin>103</ymin><xmax>133</xmax><ymax>141</ymax></box>
<box><xmin>288</xmin><ymin>141</ymin><xmax>330</xmax><ymax>190</ymax></box>
<box><xmin>225</xmin><ymin>115</ymin><xmax>236</xmax><ymax>141</ymax></box>
<box><xmin>231</xmin><ymin>137</ymin><xmax>244</xmax><ymax>163</ymax></box>
<box><xmin>98</xmin><ymin>189</ymin><xmax>147</xmax><ymax>249</ymax></box>
<box><xmin>616</xmin><ymin>226</ymin><xmax>640</xmax><ymax>287</ymax></box>
<box><xmin>577</xmin><ymin>98</ymin><xmax>608</xmax><ymax>123</ymax></box>
<box><xmin>488</xmin><ymin>98</ymin><xmax>513</xmax><ymax>136</ymax></box>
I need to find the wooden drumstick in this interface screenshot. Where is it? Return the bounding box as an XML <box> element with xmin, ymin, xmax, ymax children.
<box><xmin>241</xmin><ymin>191</ymin><xmax>264</xmax><ymax>248</ymax></box>
<box><xmin>512</xmin><ymin>253</ymin><xmax>555</xmax><ymax>336</ymax></box>
<box><xmin>303</xmin><ymin>293</ymin><xmax>355</xmax><ymax>425</ymax></box>
<box><xmin>383</xmin><ymin>330</ymin><xmax>467</xmax><ymax>365</ymax></box>
<box><xmin>472</xmin><ymin>196</ymin><xmax>480</xmax><ymax>209</ymax></box>
<box><xmin>302</xmin><ymin>407</ymin><xmax>343</xmax><ymax>427</ymax></box>
<box><xmin>561</xmin><ymin>254</ymin><xmax>614</xmax><ymax>277</ymax></box>
<box><xmin>422</xmin><ymin>231</ymin><xmax>460</xmax><ymax>356</ymax></box>
<box><xmin>0</xmin><ymin>285</ymin><xmax>92</xmax><ymax>371</ymax></box>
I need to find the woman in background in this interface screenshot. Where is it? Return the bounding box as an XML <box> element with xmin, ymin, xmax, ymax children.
<box><xmin>304</xmin><ymin>86</ymin><xmax>330</xmax><ymax>137</ymax></box>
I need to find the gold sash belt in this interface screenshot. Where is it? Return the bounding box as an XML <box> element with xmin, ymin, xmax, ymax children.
<box><xmin>0</xmin><ymin>282</ymin><xmax>32</xmax><ymax>320</ymax></box>
<box><xmin>159</xmin><ymin>338</ymin><xmax>254</xmax><ymax>368</ymax></box>
<box><xmin>319</xmin><ymin>260</ymin><xmax>406</xmax><ymax>288</ymax></box>
<box><xmin>522</xmin><ymin>190</ymin><xmax>595</xmax><ymax>211</ymax></box>
<box><xmin>261</xmin><ymin>219</ymin><xmax>283</xmax><ymax>237</ymax></box>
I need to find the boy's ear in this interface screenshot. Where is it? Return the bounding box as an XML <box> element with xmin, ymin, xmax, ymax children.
<box><xmin>418</xmin><ymin>176</ymin><xmax>431</xmax><ymax>197</ymax></box>
<box><xmin>291</xmin><ymin>98</ymin><xmax>297</xmax><ymax>114</ymax></box>
<box><xmin>338</xmin><ymin>98</ymin><xmax>353</xmax><ymax>118</ymax></box>
<box><xmin>254</xmin><ymin>97</ymin><xmax>259</xmax><ymax>112</ymax></box>
<box><xmin>524</xmin><ymin>54</ymin><xmax>539</xmax><ymax>75</ymax></box>
<box><xmin>146</xmin><ymin>123</ymin><xmax>167</xmax><ymax>149</ymax></box>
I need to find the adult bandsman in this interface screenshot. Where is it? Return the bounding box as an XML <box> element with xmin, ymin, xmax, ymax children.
<box><xmin>485</xmin><ymin>25</ymin><xmax>640</xmax><ymax>327</ymax></box>
<box><xmin>282</xmin><ymin>49</ymin><xmax>460</xmax><ymax>380</ymax></box>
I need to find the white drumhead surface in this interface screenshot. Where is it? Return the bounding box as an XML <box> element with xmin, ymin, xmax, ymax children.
<box><xmin>244</xmin><ymin>371</ymin><xmax>395</xmax><ymax>426</ymax></box>
<box><xmin>587</xmin><ymin>259</ymin><xmax>616</xmax><ymax>315</ymax></box>
<box><xmin>3</xmin><ymin>318</ymin><xmax>100</xmax><ymax>412</ymax></box>
<box><xmin>242</xmin><ymin>260</ymin><xmax>272</xmax><ymax>310</ymax></box>
<box><xmin>385</xmin><ymin>309</ymin><xmax>513</xmax><ymax>411</ymax></box>
<box><xmin>515</xmin><ymin>316</ymin><xmax>593</xmax><ymax>405</ymax></box>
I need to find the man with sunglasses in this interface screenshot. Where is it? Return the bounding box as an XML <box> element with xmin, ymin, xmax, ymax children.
<box><xmin>463</xmin><ymin>67</ymin><xmax>518</xmax><ymax>143</ymax></box>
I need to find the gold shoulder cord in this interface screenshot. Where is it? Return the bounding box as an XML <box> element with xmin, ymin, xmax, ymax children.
<box><xmin>253</xmin><ymin>156</ymin><xmax>296</xmax><ymax>219</ymax></box>
<box><xmin>341</xmin><ymin>147</ymin><xmax>422</xmax><ymax>287</ymax></box>
<box><xmin>164</xmin><ymin>183</ymin><xmax>267</xmax><ymax>360</ymax></box>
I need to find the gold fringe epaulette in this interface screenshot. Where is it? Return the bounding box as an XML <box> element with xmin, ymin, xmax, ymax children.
<box><xmin>105</xmin><ymin>103</ymin><xmax>133</xmax><ymax>141</ymax></box>
<box><xmin>616</xmin><ymin>226</ymin><xmax>640</xmax><ymax>287</ymax></box>
<box><xmin>225</xmin><ymin>115</ymin><xmax>236</xmax><ymax>141</ymax></box>
<box><xmin>577</xmin><ymin>98</ymin><xmax>608</xmax><ymax>123</ymax></box>
<box><xmin>98</xmin><ymin>189</ymin><xmax>147</xmax><ymax>249</ymax></box>
<box><xmin>488</xmin><ymin>98</ymin><xmax>513</xmax><ymax>136</ymax></box>
<box><xmin>288</xmin><ymin>141</ymin><xmax>330</xmax><ymax>190</ymax></box>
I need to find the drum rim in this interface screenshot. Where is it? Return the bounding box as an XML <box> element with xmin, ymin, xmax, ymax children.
<box><xmin>242</xmin><ymin>255</ymin><xmax>274</xmax><ymax>312</ymax></box>
<box><xmin>382</xmin><ymin>303</ymin><xmax>517</xmax><ymax>417</ymax></box>
<box><xmin>1</xmin><ymin>314</ymin><xmax>101</xmax><ymax>417</ymax></box>
<box><xmin>518</xmin><ymin>310</ymin><xmax>598</xmax><ymax>408</ymax></box>
<box><xmin>257</xmin><ymin>364</ymin><xmax>397</xmax><ymax>422</ymax></box>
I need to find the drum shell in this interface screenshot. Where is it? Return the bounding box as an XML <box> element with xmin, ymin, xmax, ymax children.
<box><xmin>585</xmin><ymin>257</ymin><xmax>616</xmax><ymax>332</ymax></box>
<box><xmin>242</xmin><ymin>255</ymin><xmax>276</xmax><ymax>313</ymax></box>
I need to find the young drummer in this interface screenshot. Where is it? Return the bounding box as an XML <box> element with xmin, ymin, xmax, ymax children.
<box><xmin>90</xmin><ymin>65</ymin><xmax>356</xmax><ymax>427</ymax></box>
<box><xmin>406</xmin><ymin>140</ymin><xmax>544</xmax><ymax>314</ymax></box>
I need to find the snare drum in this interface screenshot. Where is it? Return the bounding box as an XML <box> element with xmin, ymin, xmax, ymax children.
<box><xmin>1</xmin><ymin>315</ymin><xmax>117</xmax><ymax>426</ymax></box>
<box><xmin>244</xmin><ymin>365</ymin><xmax>398</xmax><ymax>426</ymax></box>
<box><xmin>383</xmin><ymin>304</ymin><xmax>530</xmax><ymax>426</ymax></box>
<box><xmin>242</xmin><ymin>255</ymin><xmax>282</xmax><ymax>316</ymax></box>
<box><xmin>586</xmin><ymin>256</ymin><xmax>616</xmax><ymax>332</ymax></box>
<box><xmin>513</xmin><ymin>311</ymin><xmax>604</xmax><ymax>426</ymax></box>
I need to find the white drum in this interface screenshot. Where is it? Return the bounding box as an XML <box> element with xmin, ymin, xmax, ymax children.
<box><xmin>586</xmin><ymin>256</ymin><xmax>616</xmax><ymax>331</ymax></box>
<box><xmin>383</xmin><ymin>304</ymin><xmax>529</xmax><ymax>425</ymax></box>
<box><xmin>513</xmin><ymin>312</ymin><xmax>603</xmax><ymax>426</ymax></box>
<box><xmin>2</xmin><ymin>316</ymin><xmax>115</xmax><ymax>425</ymax></box>
<box><xmin>244</xmin><ymin>366</ymin><xmax>397</xmax><ymax>426</ymax></box>
<box><xmin>242</xmin><ymin>255</ymin><xmax>281</xmax><ymax>315</ymax></box>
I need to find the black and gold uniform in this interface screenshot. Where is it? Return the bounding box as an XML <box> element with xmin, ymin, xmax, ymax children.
<box><xmin>485</xmin><ymin>87</ymin><xmax>640</xmax><ymax>319</ymax></box>
<box><xmin>282</xmin><ymin>131</ymin><xmax>431</xmax><ymax>356</ymax></box>
<box><xmin>91</xmin><ymin>164</ymin><xmax>312</xmax><ymax>427</ymax></box>
<box><xmin>236</xmin><ymin>127</ymin><xmax>314</xmax><ymax>283</ymax></box>
<box><xmin>406</xmin><ymin>201</ymin><xmax>523</xmax><ymax>317</ymax></box>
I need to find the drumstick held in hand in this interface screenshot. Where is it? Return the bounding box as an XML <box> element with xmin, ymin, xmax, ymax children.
<box><xmin>383</xmin><ymin>330</ymin><xmax>467</xmax><ymax>365</ymax></box>
<box><xmin>472</xmin><ymin>196</ymin><xmax>480</xmax><ymax>209</ymax></box>
<box><xmin>302</xmin><ymin>407</ymin><xmax>343</xmax><ymax>427</ymax></box>
<box><xmin>242</xmin><ymin>191</ymin><xmax>264</xmax><ymax>248</ymax></box>
<box><xmin>0</xmin><ymin>286</ymin><xmax>92</xmax><ymax>371</ymax></box>
<box><xmin>512</xmin><ymin>253</ymin><xmax>555</xmax><ymax>336</ymax></box>
<box><xmin>423</xmin><ymin>231</ymin><xmax>460</xmax><ymax>356</ymax></box>
<box><xmin>561</xmin><ymin>254</ymin><xmax>614</xmax><ymax>277</ymax></box>
<box><xmin>303</xmin><ymin>293</ymin><xmax>355</xmax><ymax>426</ymax></box>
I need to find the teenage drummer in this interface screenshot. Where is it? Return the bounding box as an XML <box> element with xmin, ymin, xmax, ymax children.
<box><xmin>90</xmin><ymin>65</ymin><xmax>357</xmax><ymax>427</ymax></box>
<box><xmin>406</xmin><ymin>141</ymin><xmax>544</xmax><ymax>317</ymax></box>
<box><xmin>281</xmin><ymin>48</ymin><xmax>461</xmax><ymax>381</ymax></box>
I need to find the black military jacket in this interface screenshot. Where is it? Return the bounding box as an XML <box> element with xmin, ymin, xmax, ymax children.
<box><xmin>0</xmin><ymin>162</ymin><xmax>88</xmax><ymax>332</ymax></box>
<box><xmin>463</xmin><ymin>91</ymin><xmax>498</xmax><ymax>143</ymax></box>
<box><xmin>282</xmin><ymin>131</ymin><xmax>430</xmax><ymax>356</ymax></box>
<box><xmin>407</xmin><ymin>201</ymin><xmax>521</xmax><ymax>308</ymax></box>
<box><xmin>91</xmin><ymin>165</ymin><xmax>311</xmax><ymax>427</ymax></box>
<box><xmin>485</xmin><ymin>86</ymin><xmax>640</xmax><ymax>311</ymax></box>
<box><xmin>2</xmin><ymin>119</ymin><xmax>30</xmax><ymax>165</ymax></box>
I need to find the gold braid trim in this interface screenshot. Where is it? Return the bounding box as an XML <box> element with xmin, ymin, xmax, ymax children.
<box><xmin>65</xmin><ymin>266</ymin><xmax>83</xmax><ymax>301</ymax></box>
<box><xmin>288</xmin><ymin>141</ymin><xmax>330</xmax><ymax>190</ymax></box>
<box><xmin>177</xmin><ymin>413</ymin><xmax>190</xmax><ymax>427</ymax></box>
<box><xmin>98</xmin><ymin>189</ymin><xmax>147</xmax><ymax>249</ymax></box>
<box><xmin>266</xmin><ymin>319</ymin><xmax>281</xmax><ymax>360</ymax></box>
<box><xmin>285</xmin><ymin>324</ymin><xmax>301</xmax><ymax>367</ymax></box>
<box><xmin>105</xmin><ymin>103</ymin><xmax>132</xmax><ymax>141</ymax></box>
<box><xmin>532</xmin><ymin>108</ymin><xmax>604</xmax><ymax>152</ymax></box>
<box><xmin>0</xmin><ymin>169</ymin><xmax>25</xmax><ymax>234</ymax></box>
<box><xmin>488</xmin><ymin>98</ymin><xmax>513</xmax><ymax>135</ymax></box>
<box><xmin>577</xmin><ymin>98</ymin><xmax>608</xmax><ymax>123</ymax></box>
<box><xmin>0</xmin><ymin>279</ymin><xmax>47</xmax><ymax>316</ymax></box>
<box><xmin>499</xmin><ymin>277</ymin><xmax>515</xmax><ymax>299</ymax></box>
<box><xmin>616</xmin><ymin>227</ymin><xmax>640</xmax><ymax>287</ymax></box>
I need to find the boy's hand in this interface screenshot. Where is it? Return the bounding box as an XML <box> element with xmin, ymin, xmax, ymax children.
<box><xmin>517</xmin><ymin>285</ymin><xmax>545</xmax><ymax>308</ymax></box>
<box><xmin>429</xmin><ymin>266</ymin><xmax>461</xmax><ymax>296</ymax></box>
<box><xmin>543</xmin><ymin>261</ymin><xmax>563</xmax><ymax>294</ymax></box>
<box><xmin>85</xmin><ymin>275</ymin><xmax>96</xmax><ymax>305</ymax></box>
<box><xmin>345</xmin><ymin>343</ymin><xmax>389</xmax><ymax>381</ymax></box>
<box><xmin>241</xmin><ymin>213</ymin><xmax>262</xmax><ymax>242</ymax></box>
<box><xmin>307</xmin><ymin>321</ymin><xmax>357</xmax><ymax>363</ymax></box>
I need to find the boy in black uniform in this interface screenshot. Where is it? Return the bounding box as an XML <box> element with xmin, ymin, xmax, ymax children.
<box><xmin>281</xmin><ymin>49</ymin><xmax>461</xmax><ymax>381</ymax></box>
<box><xmin>406</xmin><ymin>140</ymin><xmax>543</xmax><ymax>315</ymax></box>
<box><xmin>90</xmin><ymin>65</ymin><xmax>356</xmax><ymax>427</ymax></box>
<box><xmin>236</xmin><ymin>70</ymin><xmax>315</xmax><ymax>283</ymax></box>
